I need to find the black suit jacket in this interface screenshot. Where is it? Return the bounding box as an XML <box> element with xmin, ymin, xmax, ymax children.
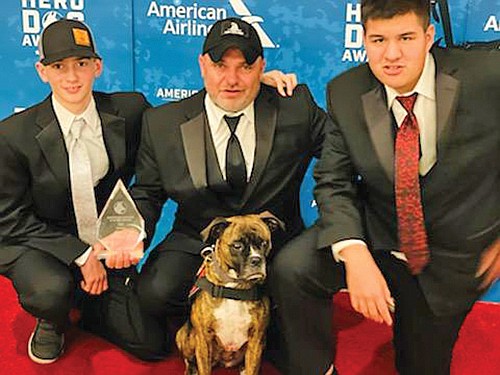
<box><xmin>132</xmin><ymin>84</ymin><xmax>330</xmax><ymax>254</ymax></box>
<box><xmin>315</xmin><ymin>46</ymin><xmax>500</xmax><ymax>315</ymax></box>
<box><xmin>0</xmin><ymin>92</ymin><xmax>150</xmax><ymax>266</ymax></box>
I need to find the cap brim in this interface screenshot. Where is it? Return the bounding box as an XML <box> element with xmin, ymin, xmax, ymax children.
<box><xmin>41</xmin><ymin>49</ymin><xmax>101</xmax><ymax>65</ymax></box>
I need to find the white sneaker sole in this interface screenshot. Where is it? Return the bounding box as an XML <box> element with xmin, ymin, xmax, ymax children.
<box><xmin>27</xmin><ymin>330</ymin><xmax>64</xmax><ymax>364</ymax></box>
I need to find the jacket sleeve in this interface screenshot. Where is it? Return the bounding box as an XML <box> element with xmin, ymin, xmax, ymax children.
<box><xmin>130</xmin><ymin>109</ymin><xmax>169</xmax><ymax>244</ymax></box>
<box><xmin>313</xmin><ymin>82</ymin><xmax>366</xmax><ymax>249</ymax></box>
<box><xmin>0</xmin><ymin>133</ymin><xmax>87</xmax><ymax>265</ymax></box>
<box><xmin>299</xmin><ymin>84</ymin><xmax>332</xmax><ymax>160</ymax></box>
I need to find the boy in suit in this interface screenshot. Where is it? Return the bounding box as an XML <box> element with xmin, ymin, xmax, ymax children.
<box><xmin>270</xmin><ymin>1</ymin><xmax>499</xmax><ymax>374</ymax></box>
<box><xmin>0</xmin><ymin>19</ymin><xmax>149</xmax><ymax>363</ymax></box>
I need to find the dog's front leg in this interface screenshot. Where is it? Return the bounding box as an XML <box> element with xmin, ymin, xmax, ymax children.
<box><xmin>243</xmin><ymin>325</ymin><xmax>266</xmax><ymax>375</ymax></box>
<box><xmin>194</xmin><ymin>332</ymin><xmax>212</xmax><ymax>375</ymax></box>
<box><xmin>185</xmin><ymin>358</ymin><xmax>198</xmax><ymax>375</ymax></box>
<box><xmin>243</xmin><ymin>300</ymin><xmax>270</xmax><ymax>375</ymax></box>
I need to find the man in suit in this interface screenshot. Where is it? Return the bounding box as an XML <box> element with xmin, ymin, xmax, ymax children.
<box><xmin>0</xmin><ymin>19</ymin><xmax>150</xmax><ymax>363</ymax></box>
<box><xmin>270</xmin><ymin>1</ymin><xmax>499</xmax><ymax>374</ymax></box>
<box><xmin>131</xmin><ymin>17</ymin><xmax>331</xmax><ymax>358</ymax></box>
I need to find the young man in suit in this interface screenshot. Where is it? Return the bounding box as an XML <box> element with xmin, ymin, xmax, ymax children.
<box><xmin>130</xmin><ymin>17</ymin><xmax>332</xmax><ymax>359</ymax></box>
<box><xmin>270</xmin><ymin>0</ymin><xmax>499</xmax><ymax>374</ymax></box>
<box><xmin>0</xmin><ymin>19</ymin><xmax>149</xmax><ymax>363</ymax></box>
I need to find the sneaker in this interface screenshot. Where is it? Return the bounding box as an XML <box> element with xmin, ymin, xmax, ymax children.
<box><xmin>28</xmin><ymin>319</ymin><xmax>64</xmax><ymax>364</ymax></box>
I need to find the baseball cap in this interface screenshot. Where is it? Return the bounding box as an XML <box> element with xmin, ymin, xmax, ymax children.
<box><xmin>202</xmin><ymin>18</ymin><xmax>263</xmax><ymax>64</ymax></box>
<box><xmin>38</xmin><ymin>19</ymin><xmax>100</xmax><ymax>65</ymax></box>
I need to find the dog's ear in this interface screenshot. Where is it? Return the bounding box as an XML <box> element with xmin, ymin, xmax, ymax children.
<box><xmin>258</xmin><ymin>211</ymin><xmax>285</xmax><ymax>232</ymax></box>
<box><xmin>201</xmin><ymin>217</ymin><xmax>230</xmax><ymax>244</ymax></box>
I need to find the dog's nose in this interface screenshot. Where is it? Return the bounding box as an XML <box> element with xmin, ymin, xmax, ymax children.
<box><xmin>249</xmin><ymin>255</ymin><xmax>263</xmax><ymax>267</ymax></box>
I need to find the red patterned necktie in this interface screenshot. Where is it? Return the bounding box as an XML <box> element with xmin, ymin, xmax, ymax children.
<box><xmin>395</xmin><ymin>93</ymin><xmax>429</xmax><ymax>275</ymax></box>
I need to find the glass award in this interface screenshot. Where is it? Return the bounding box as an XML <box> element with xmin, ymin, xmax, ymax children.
<box><xmin>96</xmin><ymin>179</ymin><xmax>145</xmax><ymax>260</ymax></box>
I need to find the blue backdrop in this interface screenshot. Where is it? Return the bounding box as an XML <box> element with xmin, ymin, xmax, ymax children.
<box><xmin>1</xmin><ymin>0</ymin><xmax>499</xmax><ymax>301</ymax></box>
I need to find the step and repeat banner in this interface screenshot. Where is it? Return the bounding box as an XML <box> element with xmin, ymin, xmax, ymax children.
<box><xmin>0</xmin><ymin>0</ymin><xmax>499</xmax><ymax>300</ymax></box>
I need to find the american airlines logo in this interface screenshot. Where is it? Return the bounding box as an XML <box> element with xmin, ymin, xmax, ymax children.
<box><xmin>147</xmin><ymin>1</ymin><xmax>277</xmax><ymax>48</ymax></box>
<box><xmin>229</xmin><ymin>0</ymin><xmax>277</xmax><ymax>48</ymax></box>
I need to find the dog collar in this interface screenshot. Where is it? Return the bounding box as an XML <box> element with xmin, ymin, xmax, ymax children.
<box><xmin>194</xmin><ymin>277</ymin><xmax>264</xmax><ymax>301</ymax></box>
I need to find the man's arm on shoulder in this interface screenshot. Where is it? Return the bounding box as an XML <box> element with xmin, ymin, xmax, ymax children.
<box><xmin>261</xmin><ymin>70</ymin><xmax>297</xmax><ymax>97</ymax></box>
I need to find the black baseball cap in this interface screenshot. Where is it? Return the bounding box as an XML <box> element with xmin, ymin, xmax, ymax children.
<box><xmin>38</xmin><ymin>19</ymin><xmax>100</xmax><ymax>65</ymax></box>
<box><xmin>202</xmin><ymin>18</ymin><xmax>263</xmax><ymax>64</ymax></box>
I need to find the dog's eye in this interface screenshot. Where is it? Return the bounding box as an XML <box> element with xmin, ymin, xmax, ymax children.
<box><xmin>232</xmin><ymin>242</ymin><xmax>244</xmax><ymax>251</ymax></box>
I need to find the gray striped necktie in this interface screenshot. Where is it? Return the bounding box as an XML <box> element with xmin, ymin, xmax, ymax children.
<box><xmin>69</xmin><ymin>118</ymin><xmax>98</xmax><ymax>245</ymax></box>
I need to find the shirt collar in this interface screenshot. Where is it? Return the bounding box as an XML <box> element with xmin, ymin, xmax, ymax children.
<box><xmin>204</xmin><ymin>94</ymin><xmax>254</xmax><ymax>130</ymax></box>
<box><xmin>52</xmin><ymin>95</ymin><xmax>99</xmax><ymax>138</ymax></box>
<box><xmin>385</xmin><ymin>52</ymin><xmax>436</xmax><ymax>109</ymax></box>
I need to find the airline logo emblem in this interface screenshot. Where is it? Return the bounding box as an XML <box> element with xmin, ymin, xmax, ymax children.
<box><xmin>229</xmin><ymin>0</ymin><xmax>277</xmax><ymax>48</ymax></box>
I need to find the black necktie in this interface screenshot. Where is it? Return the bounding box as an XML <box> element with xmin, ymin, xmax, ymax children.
<box><xmin>224</xmin><ymin>114</ymin><xmax>247</xmax><ymax>192</ymax></box>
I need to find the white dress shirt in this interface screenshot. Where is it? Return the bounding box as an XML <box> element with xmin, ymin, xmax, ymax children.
<box><xmin>332</xmin><ymin>53</ymin><xmax>437</xmax><ymax>261</ymax></box>
<box><xmin>204</xmin><ymin>94</ymin><xmax>256</xmax><ymax>181</ymax></box>
<box><xmin>53</xmin><ymin>96</ymin><xmax>109</xmax><ymax>185</ymax></box>
<box><xmin>52</xmin><ymin>96</ymin><xmax>109</xmax><ymax>266</ymax></box>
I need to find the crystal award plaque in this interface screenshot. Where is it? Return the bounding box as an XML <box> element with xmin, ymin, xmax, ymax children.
<box><xmin>96</xmin><ymin>179</ymin><xmax>145</xmax><ymax>260</ymax></box>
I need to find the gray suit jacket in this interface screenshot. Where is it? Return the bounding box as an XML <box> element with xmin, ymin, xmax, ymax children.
<box><xmin>315</xmin><ymin>46</ymin><xmax>500</xmax><ymax>315</ymax></box>
<box><xmin>0</xmin><ymin>92</ymin><xmax>150</xmax><ymax>266</ymax></box>
<box><xmin>132</xmin><ymin>84</ymin><xmax>330</xmax><ymax>254</ymax></box>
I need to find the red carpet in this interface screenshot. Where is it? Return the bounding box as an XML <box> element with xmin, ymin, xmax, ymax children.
<box><xmin>1</xmin><ymin>276</ymin><xmax>498</xmax><ymax>375</ymax></box>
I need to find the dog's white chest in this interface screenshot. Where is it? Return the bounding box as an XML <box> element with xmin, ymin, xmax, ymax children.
<box><xmin>213</xmin><ymin>299</ymin><xmax>252</xmax><ymax>351</ymax></box>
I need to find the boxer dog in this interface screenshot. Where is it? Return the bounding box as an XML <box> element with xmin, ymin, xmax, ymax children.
<box><xmin>176</xmin><ymin>212</ymin><xmax>284</xmax><ymax>375</ymax></box>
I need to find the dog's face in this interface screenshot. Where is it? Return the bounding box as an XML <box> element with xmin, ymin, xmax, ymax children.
<box><xmin>201</xmin><ymin>212</ymin><xmax>284</xmax><ymax>283</ymax></box>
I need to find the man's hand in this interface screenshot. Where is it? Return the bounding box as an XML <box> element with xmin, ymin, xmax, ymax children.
<box><xmin>80</xmin><ymin>247</ymin><xmax>108</xmax><ymax>295</ymax></box>
<box><xmin>261</xmin><ymin>70</ymin><xmax>298</xmax><ymax>97</ymax></box>
<box><xmin>342</xmin><ymin>244</ymin><xmax>394</xmax><ymax>325</ymax></box>
<box><xmin>103</xmin><ymin>240</ymin><xmax>144</xmax><ymax>269</ymax></box>
<box><xmin>476</xmin><ymin>238</ymin><xmax>500</xmax><ymax>290</ymax></box>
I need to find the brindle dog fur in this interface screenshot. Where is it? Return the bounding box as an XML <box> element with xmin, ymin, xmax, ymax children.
<box><xmin>176</xmin><ymin>212</ymin><xmax>284</xmax><ymax>375</ymax></box>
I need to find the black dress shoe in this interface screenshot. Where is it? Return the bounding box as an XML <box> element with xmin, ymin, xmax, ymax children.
<box><xmin>28</xmin><ymin>319</ymin><xmax>64</xmax><ymax>364</ymax></box>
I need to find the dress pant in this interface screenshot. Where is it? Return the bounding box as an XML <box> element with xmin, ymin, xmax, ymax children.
<box><xmin>0</xmin><ymin>249</ymin><xmax>167</xmax><ymax>362</ymax></box>
<box><xmin>135</xmin><ymin>243</ymin><xmax>204</xmax><ymax>354</ymax></box>
<box><xmin>270</xmin><ymin>226</ymin><xmax>471</xmax><ymax>375</ymax></box>
<box><xmin>375</xmin><ymin>253</ymin><xmax>470</xmax><ymax>375</ymax></box>
<box><xmin>269</xmin><ymin>227</ymin><xmax>345</xmax><ymax>375</ymax></box>
<box><xmin>0</xmin><ymin>250</ymin><xmax>76</xmax><ymax>333</ymax></box>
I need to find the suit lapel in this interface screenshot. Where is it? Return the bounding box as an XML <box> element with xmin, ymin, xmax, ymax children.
<box><xmin>35</xmin><ymin>94</ymin><xmax>127</xmax><ymax>188</ymax></box>
<box><xmin>435</xmin><ymin>71</ymin><xmax>459</xmax><ymax>147</ymax></box>
<box><xmin>362</xmin><ymin>85</ymin><xmax>395</xmax><ymax>182</ymax></box>
<box><xmin>35</xmin><ymin>98</ymin><xmax>70</xmax><ymax>187</ymax></box>
<box><xmin>95</xmin><ymin>94</ymin><xmax>126</xmax><ymax>172</ymax></box>
<box><xmin>241</xmin><ymin>88</ymin><xmax>277</xmax><ymax>205</ymax></box>
<box><xmin>180</xmin><ymin>89</ymin><xmax>276</xmax><ymax>203</ymax></box>
<box><xmin>181</xmin><ymin>111</ymin><xmax>208</xmax><ymax>190</ymax></box>
<box><xmin>361</xmin><ymin>52</ymin><xmax>460</xmax><ymax>183</ymax></box>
